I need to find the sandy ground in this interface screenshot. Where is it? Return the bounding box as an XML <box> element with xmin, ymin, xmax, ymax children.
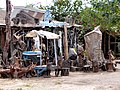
<box><xmin>0</xmin><ymin>65</ymin><xmax>120</xmax><ymax>90</ymax></box>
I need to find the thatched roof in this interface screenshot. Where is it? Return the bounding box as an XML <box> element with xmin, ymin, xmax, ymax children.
<box><xmin>0</xmin><ymin>9</ymin><xmax>5</xmax><ymax>24</ymax></box>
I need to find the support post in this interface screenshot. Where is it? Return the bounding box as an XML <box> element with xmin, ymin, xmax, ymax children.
<box><xmin>64</xmin><ymin>25</ymin><xmax>68</xmax><ymax>60</ymax></box>
<box><xmin>74</xmin><ymin>28</ymin><xmax>77</xmax><ymax>48</ymax></box>
<box><xmin>103</xmin><ymin>33</ymin><xmax>106</xmax><ymax>54</ymax></box>
<box><xmin>40</xmin><ymin>37</ymin><xmax>42</xmax><ymax>66</ymax></box>
<box><xmin>58</xmin><ymin>31</ymin><xmax>62</xmax><ymax>58</ymax></box>
<box><xmin>1</xmin><ymin>30</ymin><xmax>5</xmax><ymax>49</ymax></box>
<box><xmin>54</xmin><ymin>39</ymin><xmax>57</xmax><ymax>66</ymax></box>
<box><xmin>108</xmin><ymin>34</ymin><xmax>110</xmax><ymax>50</ymax></box>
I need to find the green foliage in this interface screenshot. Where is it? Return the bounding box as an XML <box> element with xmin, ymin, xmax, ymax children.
<box><xmin>42</xmin><ymin>0</ymin><xmax>83</xmax><ymax>21</ymax></box>
<box><xmin>25</xmin><ymin>4</ymin><xmax>34</xmax><ymax>8</ymax></box>
<box><xmin>90</xmin><ymin>0</ymin><xmax>120</xmax><ymax>32</ymax></box>
<box><xmin>36</xmin><ymin>0</ymin><xmax>120</xmax><ymax>33</ymax></box>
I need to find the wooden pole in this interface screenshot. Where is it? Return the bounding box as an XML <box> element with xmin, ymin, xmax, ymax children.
<box><xmin>114</xmin><ymin>37</ymin><xmax>116</xmax><ymax>53</ymax></box>
<box><xmin>74</xmin><ymin>27</ymin><xmax>77</xmax><ymax>48</ymax></box>
<box><xmin>64</xmin><ymin>25</ymin><xmax>68</xmax><ymax>60</ymax></box>
<box><xmin>103</xmin><ymin>33</ymin><xmax>106</xmax><ymax>54</ymax></box>
<box><xmin>108</xmin><ymin>34</ymin><xmax>110</xmax><ymax>51</ymax></box>
<box><xmin>1</xmin><ymin>30</ymin><xmax>5</xmax><ymax>49</ymax></box>
<box><xmin>58</xmin><ymin>31</ymin><xmax>62</xmax><ymax>58</ymax></box>
<box><xmin>40</xmin><ymin>37</ymin><xmax>42</xmax><ymax>66</ymax></box>
<box><xmin>3</xmin><ymin>0</ymin><xmax>11</xmax><ymax>65</ymax></box>
<box><xmin>54</xmin><ymin>39</ymin><xmax>57</xmax><ymax>66</ymax></box>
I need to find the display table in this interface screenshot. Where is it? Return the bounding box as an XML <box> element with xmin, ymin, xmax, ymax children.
<box><xmin>34</xmin><ymin>65</ymin><xmax>47</xmax><ymax>77</ymax></box>
<box><xmin>22</xmin><ymin>51</ymin><xmax>42</xmax><ymax>65</ymax></box>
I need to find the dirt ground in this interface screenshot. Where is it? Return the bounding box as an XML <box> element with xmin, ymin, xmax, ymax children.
<box><xmin>0</xmin><ymin>64</ymin><xmax>120</xmax><ymax>90</ymax></box>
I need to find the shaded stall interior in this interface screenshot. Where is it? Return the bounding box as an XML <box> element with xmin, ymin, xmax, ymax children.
<box><xmin>102</xmin><ymin>31</ymin><xmax>120</xmax><ymax>59</ymax></box>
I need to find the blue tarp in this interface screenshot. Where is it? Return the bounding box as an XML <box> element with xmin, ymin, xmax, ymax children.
<box><xmin>38</xmin><ymin>21</ymin><xmax>66</xmax><ymax>28</ymax></box>
<box><xmin>36</xmin><ymin>9</ymin><xmax>66</xmax><ymax>28</ymax></box>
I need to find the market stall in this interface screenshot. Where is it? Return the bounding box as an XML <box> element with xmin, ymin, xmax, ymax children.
<box><xmin>25</xmin><ymin>30</ymin><xmax>60</xmax><ymax>66</ymax></box>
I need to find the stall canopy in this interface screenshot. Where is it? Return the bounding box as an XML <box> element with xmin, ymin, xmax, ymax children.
<box><xmin>25</xmin><ymin>30</ymin><xmax>37</xmax><ymax>38</ymax></box>
<box><xmin>36</xmin><ymin>30</ymin><xmax>60</xmax><ymax>39</ymax></box>
<box><xmin>26</xmin><ymin>30</ymin><xmax>60</xmax><ymax>39</ymax></box>
<box><xmin>26</xmin><ymin>30</ymin><xmax>60</xmax><ymax>66</ymax></box>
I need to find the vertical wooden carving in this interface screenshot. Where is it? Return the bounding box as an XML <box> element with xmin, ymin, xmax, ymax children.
<box><xmin>3</xmin><ymin>0</ymin><xmax>11</xmax><ymax>65</ymax></box>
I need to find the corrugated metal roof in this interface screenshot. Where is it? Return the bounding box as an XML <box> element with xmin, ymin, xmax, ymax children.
<box><xmin>11</xmin><ymin>6</ymin><xmax>45</xmax><ymax>20</ymax></box>
<box><xmin>10</xmin><ymin>6</ymin><xmax>46</xmax><ymax>27</ymax></box>
<box><xmin>0</xmin><ymin>7</ymin><xmax>82</xmax><ymax>28</ymax></box>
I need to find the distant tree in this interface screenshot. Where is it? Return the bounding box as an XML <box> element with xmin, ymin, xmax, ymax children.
<box><xmin>34</xmin><ymin>0</ymin><xmax>120</xmax><ymax>32</ymax></box>
<box><xmin>38</xmin><ymin>0</ymin><xmax>83</xmax><ymax>22</ymax></box>
<box><xmin>36</xmin><ymin>0</ymin><xmax>120</xmax><ymax>38</ymax></box>
<box><xmin>25</xmin><ymin>4</ymin><xmax>34</xmax><ymax>8</ymax></box>
<box><xmin>90</xmin><ymin>0</ymin><xmax>120</xmax><ymax>32</ymax></box>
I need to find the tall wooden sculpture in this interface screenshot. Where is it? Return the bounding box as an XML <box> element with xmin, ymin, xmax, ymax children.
<box><xmin>3</xmin><ymin>0</ymin><xmax>12</xmax><ymax>65</ymax></box>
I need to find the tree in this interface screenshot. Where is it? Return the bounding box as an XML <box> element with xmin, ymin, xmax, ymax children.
<box><xmin>36</xmin><ymin>0</ymin><xmax>120</xmax><ymax>43</ymax></box>
<box><xmin>37</xmin><ymin>0</ymin><xmax>120</xmax><ymax>32</ymax></box>
<box><xmin>90</xmin><ymin>0</ymin><xmax>120</xmax><ymax>32</ymax></box>
<box><xmin>38</xmin><ymin>0</ymin><xmax>83</xmax><ymax>22</ymax></box>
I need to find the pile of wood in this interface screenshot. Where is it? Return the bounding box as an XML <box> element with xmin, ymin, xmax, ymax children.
<box><xmin>0</xmin><ymin>56</ymin><xmax>36</xmax><ymax>78</ymax></box>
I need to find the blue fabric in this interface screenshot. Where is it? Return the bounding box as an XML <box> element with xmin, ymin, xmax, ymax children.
<box><xmin>22</xmin><ymin>51</ymin><xmax>42</xmax><ymax>55</ymax></box>
<box><xmin>44</xmin><ymin>10</ymin><xmax>52</xmax><ymax>21</ymax></box>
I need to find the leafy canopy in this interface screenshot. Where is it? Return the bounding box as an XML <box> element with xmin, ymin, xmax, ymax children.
<box><xmin>36</xmin><ymin>0</ymin><xmax>120</xmax><ymax>32</ymax></box>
